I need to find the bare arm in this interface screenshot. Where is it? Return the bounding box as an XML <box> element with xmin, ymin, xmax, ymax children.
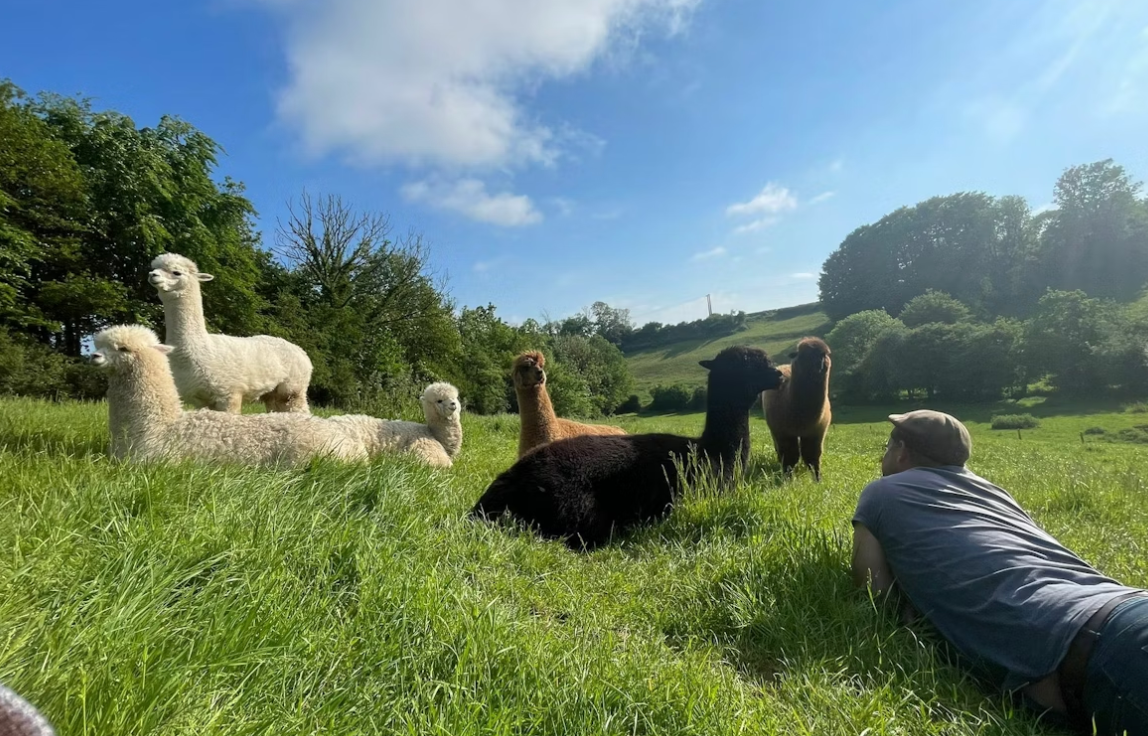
<box><xmin>852</xmin><ymin>522</ymin><xmax>918</xmax><ymax>623</ymax></box>
<box><xmin>851</xmin><ymin>523</ymin><xmax>895</xmax><ymax>594</ymax></box>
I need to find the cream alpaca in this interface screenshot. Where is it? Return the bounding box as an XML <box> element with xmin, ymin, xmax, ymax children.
<box><xmin>149</xmin><ymin>252</ymin><xmax>312</xmax><ymax>413</ymax></box>
<box><xmin>94</xmin><ymin>325</ymin><xmax>366</xmax><ymax>466</ymax></box>
<box><xmin>326</xmin><ymin>382</ymin><xmax>463</xmax><ymax>468</ymax></box>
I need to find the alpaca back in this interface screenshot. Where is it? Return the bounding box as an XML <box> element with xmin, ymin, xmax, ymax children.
<box><xmin>474</xmin><ymin>433</ymin><xmax>695</xmax><ymax>547</ymax></box>
<box><xmin>170</xmin><ymin>334</ymin><xmax>312</xmax><ymax>404</ymax></box>
<box><xmin>167</xmin><ymin>411</ymin><xmax>366</xmax><ymax>465</ymax></box>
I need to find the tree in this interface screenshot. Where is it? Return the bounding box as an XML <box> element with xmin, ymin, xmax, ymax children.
<box><xmin>824</xmin><ymin>309</ymin><xmax>903</xmax><ymax>399</ymax></box>
<box><xmin>271</xmin><ymin>192</ymin><xmax>459</xmax><ymax>409</ymax></box>
<box><xmin>1023</xmin><ymin>290</ymin><xmax>1114</xmax><ymax>394</ymax></box>
<box><xmin>899</xmin><ymin>290</ymin><xmax>972</xmax><ymax>328</ymax></box>
<box><xmin>1033</xmin><ymin>159</ymin><xmax>1148</xmax><ymax>302</ymax></box>
<box><xmin>589</xmin><ymin>301</ymin><xmax>634</xmax><ymax>346</ymax></box>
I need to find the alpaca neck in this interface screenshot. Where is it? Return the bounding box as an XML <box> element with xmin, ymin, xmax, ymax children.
<box><xmin>699</xmin><ymin>389</ymin><xmax>754</xmax><ymax>475</ymax></box>
<box><xmin>517</xmin><ymin>384</ymin><xmax>559</xmax><ymax>441</ymax></box>
<box><xmin>789</xmin><ymin>368</ymin><xmax>829</xmax><ymax>420</ymax></box>
<box><xmin>428</xmin><ymin>415</ymin><xmax>463</xmax><ymax>457</ymax></box>
<box><xmin>160</xmin><ymin>286</ymin><xmax>208</xmax><ymax>347</ymax></box>
<box><xmin>107</xmin><ymin>355</ymin><xmax>183</xmax><ymax>456</ymax></box>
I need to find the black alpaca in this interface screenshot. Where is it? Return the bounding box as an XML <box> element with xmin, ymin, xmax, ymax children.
<box><xmin>470</xmin><ymin>346</ymin><xmax>783</xmax><ymax>550</ymax></box>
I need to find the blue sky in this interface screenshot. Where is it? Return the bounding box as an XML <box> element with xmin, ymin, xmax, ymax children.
<box><xmin>4</xmin><ymin>0</ymin><xmax>1148</xmax><ymax>326</ymax></box>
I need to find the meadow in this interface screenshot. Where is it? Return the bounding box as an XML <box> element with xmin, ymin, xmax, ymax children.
<box><xmin>1</xmin><ymin>396</ymin><xmax>1146</xmax><ymax>735</ymax></box>
<box><xmin>624</xmin><ymin>304</ymin><xmax>830</xmax><ymax>398</ymax></box>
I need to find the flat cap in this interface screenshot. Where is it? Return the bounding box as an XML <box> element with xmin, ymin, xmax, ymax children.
<box><xmin>888</xmin><ymin>409</ymin><xmax>971</xmax><ymax>466</ymax></box>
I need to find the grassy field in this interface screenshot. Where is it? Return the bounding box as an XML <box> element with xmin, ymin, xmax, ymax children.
<box><xmin>624</xmin><ymin>303</ymin><xmax>832</xmax><ymax>398</ymax></box>
<box><xmin>1</xmin><ymin>395</ymin><xmax>1147</xmax><ymax>735</ymax></box>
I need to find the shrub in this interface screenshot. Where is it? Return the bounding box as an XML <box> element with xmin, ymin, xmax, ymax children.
<box><xmin>1124</xmin><ymin>402</ymin><xmax>1148</xmax><ymax>414</ymax></box>
<box><xmin>990</xmin><ymin>413</ymin><xmax>1040</xmax><ymax>430</ymax></box>
<box><xmin>648</xmin><ymin>384</ymin><xmax>694</xmax><ymax>413</ymax></box>
<box><xmin>688</xmin><ymin>385</ymin><xmax>707</xmax><ymax>412</ymax></box>
<box><xmin>1083</xmin><ymin>426</ymin><xmax>1106</xmax><ymax>435</ymax></box>
<box><xmin>615</xmin><ymin>394</ymin><xmax>642</xmax><ymax>414</ymax></box>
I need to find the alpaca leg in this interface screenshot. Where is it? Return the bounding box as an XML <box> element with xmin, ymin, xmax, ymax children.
<box><xmin>210</xmin><ymin>394</ymin><xmax>243</xmax><ymax>413</ymax></box>
<box><xmin>799</xmin><ymin>434</ymin><xmax>825</xmax><ymax>482</ymax></box>
<box><xmin>279</xmin><ymin>387</ymin><xmax>310</xmax><ymax>414</ymax></box>
<box><xmin>775</xmin><ymin>435</ymin><xmax>801</xmax><ymax>476</ymax></box>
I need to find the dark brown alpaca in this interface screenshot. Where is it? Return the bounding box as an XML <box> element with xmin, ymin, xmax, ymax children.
<box><xmin>512</xmin><ymin>351</ymin><xmax>626</xmax><ymax>458</ymax></box>
<box><xmin>762</xmin><ymin>336</ymin><xmax>832</xmax><ymax>480</ymax></box>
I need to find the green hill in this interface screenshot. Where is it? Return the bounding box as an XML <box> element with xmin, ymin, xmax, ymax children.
<box><xmin>624</xmin><ymin>302</ymin><xmax>832</xmax><ymax>398</ymax></box>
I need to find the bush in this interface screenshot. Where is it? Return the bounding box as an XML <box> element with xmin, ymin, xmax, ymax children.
<box><xmin>990</xmin><ymin>413</ymin><xmax>1040</xmax><ymax>430</ymax></box>
<box><xmin>615</xmin><ymin>394</ymin><xmax>642</xmax><ymax>414</ymax></box>
<box><xmin>1083</xmin><ymin>426</ymin><xmax>1106</xmax><ymax>435</ymax></box>
<box><xmin>648</xmin><ymin>384</ymin><xmax>694</xmax><ymax>413</ymax></box>
<box><xmin>688</xmin><ymin>385</ymin><xmax>707</xmax><ymax>412</ymax></box>
<box><xmin>1124</xmin><ymin>402</ymin><xmax>1148</xmax><ymax>414</ymax></box>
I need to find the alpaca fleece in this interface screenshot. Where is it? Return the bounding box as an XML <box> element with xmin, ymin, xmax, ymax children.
<box><xmin>763</xmin><ymin>336</ymin><xmax>832</xmax><ymax>480</ymax></box>
<box><xmin>325</xmin><ymin>382</ymin><xmax>463</xmax><ymax>468</ymax></box>
<box><xmin>472</xmin><ymin>345</ymin><xmax>783</xmax><ymax>550</ymax></box>
<box><xmin>149</xmin><ymin>253</ymin><xmax>312</xmax><ymax>413</ymax></box>
<box><xmin>512</xmin><ymin>350</ymin><xmax>625</xmax><ymax>458</ymax></box>
<box><xmin>95</xmin><ymin>325</ymin><xmax>365</xmax><ymax>466</ymax></box>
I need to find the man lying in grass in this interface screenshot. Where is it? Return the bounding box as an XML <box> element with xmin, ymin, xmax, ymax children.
<box><xmin>851</xmin><ymin>409</ymin><xmax>1148</xmax><ymax>736</ymax></box>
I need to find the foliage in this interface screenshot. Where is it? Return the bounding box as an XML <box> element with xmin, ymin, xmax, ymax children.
<box><xmin>648</xmin><ymin>383</ymin><xmax>696</xmax><ymax>413</ymax></box>
<box><xmin>991</xmin><ymin>413</ymin><xmax>1041</xmax><ymax>430</ymax></box>
<box><xmin>899</xmin><ymin>290</ymin><xmax>972</xmax><ymax>327</ymax></box>
<box><xmin>616</xmin><ymin>394</ymin><xmax>643</xmax><ymax>414</ymax></box>
<box><xmin>818</xmin><ymin>161</ymin><xmax>1148</xmax><ymax>321</ymax></box>
<box><xmin>0</xmin><ymin>327</ymin><xmax>104</xmax><ymax>401</ymax></box>
<box><xmin>621</xmin><ymin>311</ymin><xmax>749</xmax><ymax>352</ymax></box>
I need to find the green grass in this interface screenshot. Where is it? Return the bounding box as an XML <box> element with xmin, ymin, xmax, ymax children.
<box><xmin>1</xmin><ymin>396</ymin><xmax>1147</xmax><ymax>735</ymax></box>
<box><xmin>624</xmin><ymin>303</ymin><xmax>831</xmax><ymax>398</ymax></box>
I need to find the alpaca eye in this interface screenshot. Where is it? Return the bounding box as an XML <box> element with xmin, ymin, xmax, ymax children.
<box><xmin>117</xmin><ymin>346</ymin><xmax>129</xmax><ymax>352</ymax></box>
<box><xmin>438</xmin><ymin>399</ymin><xmax>443</xmax><ymax>403</ymax></box>
<box><xmin>172</xmin><ymin>271</ymin><xmax>182</xmax><ymax>276</ymax></box>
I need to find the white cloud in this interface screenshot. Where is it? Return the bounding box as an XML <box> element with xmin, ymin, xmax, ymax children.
<box><xmin>732</xmin><ymin>217</ymin><xmax>779</xmax><ymax>235</ymax></box>
<box><xmin>690</xmin><ymin>246</ymin><xmax>726</xmax><ymax>261</ymax></box>
<box><xmin>790</xmin><ymin>272</ymin><xmax>816</xmax><ymax>280</ymax></box>
<box><xmin>726</xmin><ymin>183</ymin><xmax>798</xmax><ymax>217</ymax></box>
<box><xmin>402</xmin><ymin>178</ymin><xmax>542</xmax><ymax>226</ymax></box>
<box><xmin>263</xmin><ymin>0</ymin><xmax>701</xmax><ymax>170</ymax></box>
<box><xmin>808</xmin><ymin>191</ymin><xmax>835</xmax><ymax>205</ymax></box>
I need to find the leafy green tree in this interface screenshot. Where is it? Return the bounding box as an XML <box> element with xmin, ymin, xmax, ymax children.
<box><xmin>824</xmin><ymin>309</ymin><xmax>902</xmax><ymax>399</ymax></box>
<box><xmin>549</xmin><ymin>334</ymin><xmax>633</xmax><ymax>415</ymax></box>
<box><xmin>1034</xmin><ymin>159</ymin><xmax>1148</xmax><ymax>301</ymax></box>
<box><xmin>1023</xmin><ymin>290</ymin><xmax>1114</xmax><ymax>394</ymax></box>
<box><xmin>899</xmin><ymin>290</ymin><xmax>972</xmax><ymax>328</ymax></box>
<box><xmin>589</xmin><ymin>301</ymin><xmax>634</xmax><ymax>346</ymax></box>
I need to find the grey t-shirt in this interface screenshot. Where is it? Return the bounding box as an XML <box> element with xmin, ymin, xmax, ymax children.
<box><xmin>853</xmin><ymin>465</ymin><xmax>1141</xmax><ymax>691</ymax></box>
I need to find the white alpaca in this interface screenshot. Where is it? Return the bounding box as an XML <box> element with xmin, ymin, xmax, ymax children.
<box><xmin>326</xmin><ymin>382</ymin><xmax>463</xmax><ymax>468</ymax></box>
<box><xmin>149</xmin><ymin>252</ymin><xmax>312</xmax><ymax>413</ymax></box>
<box><xmin>93</xmin><ymin>325</ymin><xmax>365</xmax><ymax>466</ymax></box>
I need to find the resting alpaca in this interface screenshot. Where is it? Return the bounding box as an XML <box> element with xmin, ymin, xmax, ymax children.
<box><xmin>512</xmin><ymin>350</ymin><xmax>625</xmax><ymax>458</ymax></box>
<box><xmin>471</xmin><ymin>346</ymin><xmax>783</xmax><ymax>550</ymax></box>
<box><xmin>94</xmin><ymin>325</ymin><xmax>366</xmax><ymax>465</ymax></box>
<box><xmin>762</xmin><ymin>336</ymin><xmax>832</xmax><ymax>480</ymax></box>
<box><xmin>325</xmin><ymin>382</ymin><xmax>463</xmax><ymax>468</ymax></box>
<box><xmin>149</xmin><ymin>253</ymin><xmax>312</xmax><ymax>413</ymax></box>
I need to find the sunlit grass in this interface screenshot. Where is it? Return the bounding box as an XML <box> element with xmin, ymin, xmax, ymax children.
<box><xmin>0</xmin><ymin>396</ymin><xmax>1145</xmax><ymax>735</ymax></box>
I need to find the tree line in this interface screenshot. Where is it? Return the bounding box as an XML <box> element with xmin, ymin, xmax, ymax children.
<box><xmin>0</xmin><ymin>80</ymin><xmax>634</xmax><ymax>417</ymax></box>
<box><xmin>816</xmin><ymin>158</ymin><xmax>1148</xmax><ymax>404</ymax></box>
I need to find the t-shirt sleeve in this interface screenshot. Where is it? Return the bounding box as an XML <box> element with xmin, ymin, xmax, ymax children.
<box><xmin>852</xmin><ymin>478</ymin><xmax>888</xmax><ymax>535</ymax></box>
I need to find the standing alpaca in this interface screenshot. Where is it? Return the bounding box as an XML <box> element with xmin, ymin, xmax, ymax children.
<box><xmin>512</xmin><ymin>350</ymin><xmax>625</xmax><ymax>458</ymax></box>
<box><xmin>471</xmin><ymin>346</ymin><xmax>783</xmax><ymax>550</ymax></box>
<box><xmin>94</xmin><ymin>325</ymin><xmax>367</xmax><ymax>465</ymax></box>
<box><xmin>326</xmin><ymin>382</ymin><xmax>464</xmax><ymax>468</ymax></box>
<box><xmin>149</xmin><ymin>253</ymin><xmax>312</xmax><ymax>413</ymax></box>
<box><xmin>762</xmin><ymin>336</ymin><xmax>832</xmax><ymax>480</ymax></box>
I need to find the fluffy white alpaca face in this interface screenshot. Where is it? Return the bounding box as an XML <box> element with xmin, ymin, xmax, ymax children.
<box><xmin>421</xmin><ymin>384</ymin><xmax>461</xmax><ymax>420</ymax></box>
<box><xmin>148</xmin><ymin>254</ymin><xmax>214</xmax><ymax>294</ymax></box>
<box><xmin>92</xmin><ymin>327</ymin><xmax>173</xmax><ymax>370</ymax></box>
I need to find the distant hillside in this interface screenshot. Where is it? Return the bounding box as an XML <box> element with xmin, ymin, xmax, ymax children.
<box><xmin>624</xmin><ymin>302</ymin><xmax>832</xmax><ymax>398</ymax></box>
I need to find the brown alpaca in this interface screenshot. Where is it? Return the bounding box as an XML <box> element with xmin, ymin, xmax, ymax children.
<box><xmin>512</xmin><ymin>350</ymin><xmax>626</xmax><ymax>458</ymax></box>
<box><xmin>762</xmin><ymin>336</ymin><xmax>832</xmax><ymax>480</ymax></box>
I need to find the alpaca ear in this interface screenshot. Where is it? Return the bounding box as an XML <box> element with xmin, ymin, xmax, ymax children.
<box><xmin>699</xmin><ymin>359</ymin><xmax>714</xmax><ymax>370</ymax></box>
<box><xmin>197</xmin><ymin>273</ymin><xmax>215</xmax><ymax>282</ymax></box>
<box><xmin>153</xmin><ymin>344</ymin><xmax>174</xmax><ymax>355</ymax></box>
